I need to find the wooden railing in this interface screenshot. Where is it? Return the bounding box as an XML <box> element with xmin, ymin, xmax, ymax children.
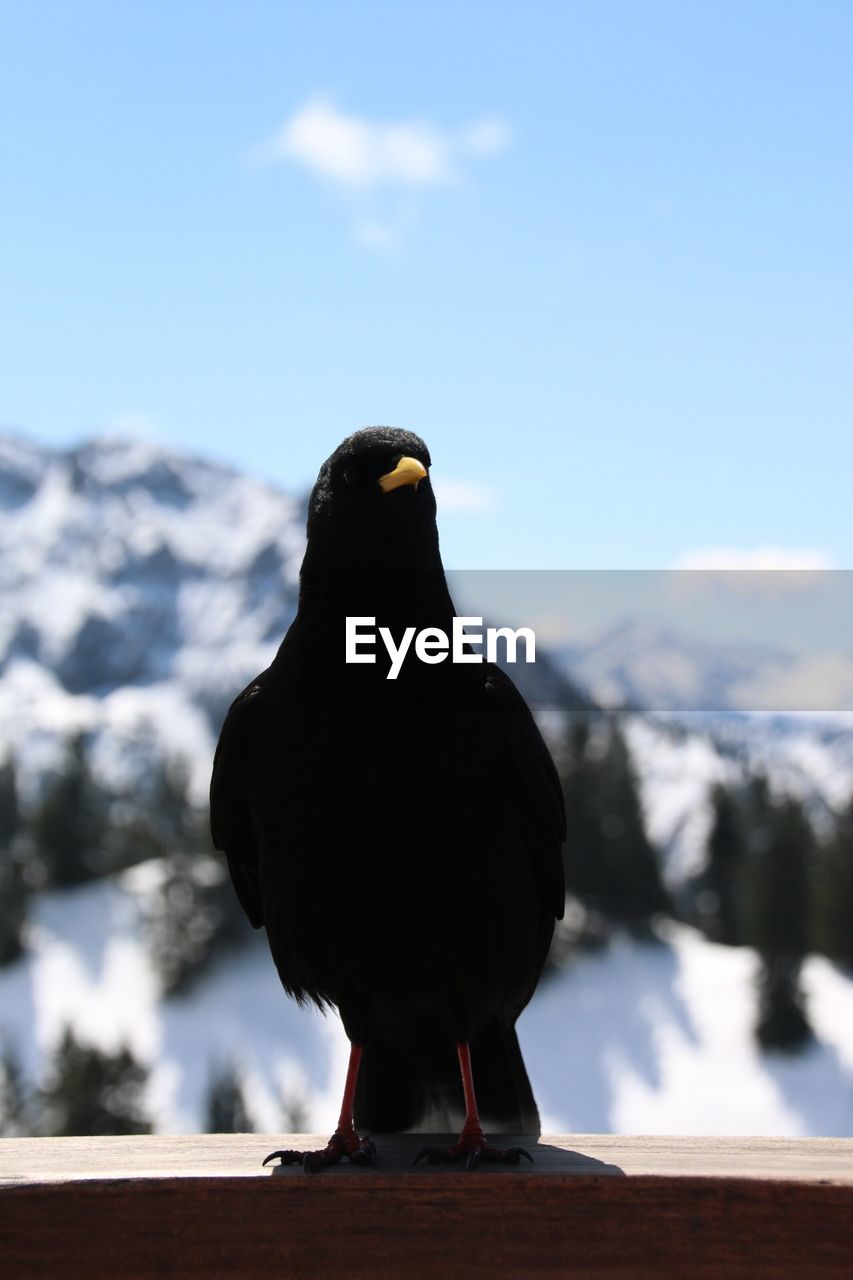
<box><xmin>2</xmin><ymin>1133</ymin><xmax>852</xmax><ymax>1278</ymax></box>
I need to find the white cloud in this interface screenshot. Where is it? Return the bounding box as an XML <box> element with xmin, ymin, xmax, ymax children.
<box><xmin>261</xmin><ymin>96</ymin><xmax>512</xmax><ymax>191</ymax></box>
<box><xmin>671</xmin><ymin>546</ymin><xmax>834</xmax><ymax>572</ymax></box>
<box><xmin>666</xmin><ymin>546</ymin><xmax>835</xmax><ymax>601</ymax></box>
<box><xmin>255</xmin><ymin>97</ymin><xmax>512</xmax><ymax>249</ymax></box>
<box><xmin>268</xmin><ymin>97</ymin><xmax>449</xmax><ymax>187</ymax></box>
<box><xmin>432</xmin><ymin>479</ymin><xmax>497</xmax><ymax>513</ymax></box>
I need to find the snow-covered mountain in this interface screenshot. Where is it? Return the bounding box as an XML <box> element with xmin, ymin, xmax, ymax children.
<box><xmin>1</xmin><ymin>431</ymin><xmax>852</xmax><ymax>880</ymax></box>
<box><xmin>0</xmin><ymin>432</ymin><xmax>593</xmax><ymax>798</ymax></box>
<box><xmin>555</xmin><ymin>618</ymin><xmax>853</xmax><ymax>718</ymax></box>
<box><xmin>0</xmin><ymin>433</ymin><xmax>305</xmax><ymax>798</ymax></box>
<box><xmin>555</xmin><ymin>621</ymin><xmax>791</xmax><ymax>714</ymax></box>
<box><xmin>3</xmin><ymin>869</ymin><xmax>851</xmax><ymax>1137</ymax></box>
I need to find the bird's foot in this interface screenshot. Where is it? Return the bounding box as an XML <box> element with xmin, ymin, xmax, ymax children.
<box><xmin>413</xmin><ymin>1119</ymin><xmax>532</xmax><ymax>1171</ymax></box>
<box><xmin>263</xmin><ymin>1127</ymin><xmax>378</xmax><ymax>1174</ymax></box>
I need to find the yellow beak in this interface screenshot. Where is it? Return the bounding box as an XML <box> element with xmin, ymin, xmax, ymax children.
<box><xmin>378</xmin><ymin>455</ymin><xmax>428</xmax><ymax>494</ymax></box>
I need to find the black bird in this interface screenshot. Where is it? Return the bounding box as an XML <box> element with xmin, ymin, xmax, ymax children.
<box><xmin>210</xmin><ymin>427</ymin><xmax>565</xmax><ymax>1171</ymax></box>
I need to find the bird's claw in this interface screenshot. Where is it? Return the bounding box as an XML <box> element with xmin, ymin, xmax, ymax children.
<box><xmin>303</xmin><ymin>1147</ymin><xmax>338</xmax><ymax>1174</ymax></box>
<box><xmin>262</xmin><ymin>1148</ymin><xmax>305</xmax><ymax>1167</ymax></box>
<box><xmin>263</xmin><ymin>1131</ymin><xmax>378</xmax><ymax>1173</ymax></box>
<box><xmin>350</xmin><ymin>1138</ymin><xmax>378</xmax><ymax>1167</ymax></box>
<box><xmin>413</xmin><ymin>1145</ymin><xmax>451</xmax><ymax>1165</ymax></box>
<box><xmin>413</xmin><ymin>1140</ymin><xmax>532</xmax><ymax>1170</ymax></box>
<box><xmin>500</xmin><ymin>1145</ymin><xmax>533</xmax><ymax>1164</ymax></box>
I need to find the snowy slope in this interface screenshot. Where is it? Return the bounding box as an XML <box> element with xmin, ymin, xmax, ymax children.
<box><xmin>0</xmin><ymin>868</ymin><xmax>348</xmax><ymax>1134</ymax></box>
<box><xmin>2</xmin><ymin>871</ymin><xmax>851</xmax><ymax>1138</ymax></box>
<box><xmin>623</xmin><ymin>711</ymin><xmax>853</xmax><ymax>884</ymax></box>
<box><xmin>523</xmin><ymin>926</ymin><xmax>853</xmax><ymax>1138</ymax></box>
<box><xmin>0</xmin><ymin>433</ymin><xmax>305</xmax><ymax>798</ymax></box>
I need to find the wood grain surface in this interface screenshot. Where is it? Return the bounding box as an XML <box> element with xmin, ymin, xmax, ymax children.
<box><xmin>2</xmin><ymin>1134</ymin><xmax>852</xmax><ymax>1279</ymax></box>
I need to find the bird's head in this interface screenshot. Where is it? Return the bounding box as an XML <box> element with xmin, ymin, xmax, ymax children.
<box><xmin>303</xmin><ymin>427</ymin><xmax>441</xmax><ymax>576</ymax></box>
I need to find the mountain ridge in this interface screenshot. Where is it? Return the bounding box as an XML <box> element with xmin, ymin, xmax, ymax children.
<box><xmin>1</xmin><ymin>430</ymin><xmax>851</xmax><ymax>873</ymax></box>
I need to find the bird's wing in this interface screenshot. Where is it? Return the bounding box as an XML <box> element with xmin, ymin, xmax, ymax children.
<box><xmin>484</xmin><ymin>663</ymin><xmax>566</xmax><ymax>920</ymax></box>
<box><xmin>209</xmin><ymin>675</ymin><xmax>267</xmax><ymax>928</ymax></box>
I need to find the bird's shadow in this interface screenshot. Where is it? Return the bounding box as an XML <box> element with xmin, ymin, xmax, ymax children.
<box><xmin>267</xmin><ymin>1134</ymin><xmax>624</xmax><ymax>1177</ymax></box>
<box><xmin>524</xmin><ymin>1138</ymin><xmax>625</xmax><ymax>1177</ymax></box>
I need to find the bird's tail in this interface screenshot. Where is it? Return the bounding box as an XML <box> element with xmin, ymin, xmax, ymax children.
<box><xmin>469</xmin><ymin>1020</ymin><xmax>541</xmax><ymax>1135</ymax></box>
<box><xmin>353</xmin><ymin>1020</ymin><xmax>541</xmax><ymax>1136</ymax></box>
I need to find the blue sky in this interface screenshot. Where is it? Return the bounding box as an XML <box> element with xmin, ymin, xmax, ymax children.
<box><xmin>1</xmin><ymin>1</ymin><xmax>851</xmax><ymax>568</ymax></box>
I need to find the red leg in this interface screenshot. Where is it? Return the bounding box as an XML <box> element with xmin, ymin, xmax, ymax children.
<box><xmin>414</xmin><ymin>1041</ymin><xmax>533</xmax><ymax>1170</ymax></box>
<box><xmin>457</xmin><ymin>1041</ymin><xmax>487</xmax><ymax>1146</ymax></box>
<box><xmin>263</xmin><ymin>1042</ymin><xmax>377</xmax><ymax>1174</ymax></box>
<box><xmin>336</xmin><ymin>1040</ymin><xmax>364</xmax><ymax>1134</ymax></box>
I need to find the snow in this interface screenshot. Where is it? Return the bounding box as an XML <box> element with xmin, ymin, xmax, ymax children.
<box><xmin>619</xmin><ymin>711</ymin><xmax>853</xmax><ymax>885</ymax></box>
<box><xmin>623</xmin><ymin>715</ymin><xmax>739</xmax><ymax>883</ymax></box>
<box><xmin>0</xmin><ymin>432</ymin><xmax>49</xmax><ymax>488</ymax></box>
<box><xmin>0</xmin><ymin>872</ymin><xmax>349</xmax><ymax>1134</ymax></box>
<box><xmin>0</xmin><ymin>662</ymin><xmax>216</xmax><ymax>800</ymax></box>
<box><xmin>0</xmin><ymin>434</ymin><xmax>304</xmax><ymax>799</ymax></box>
<box><xmin>521</xmin><ymin>924</ymin><xmax>853</xmax><ymax>1138</ymax></box>
<box><xmin>2</xmin><ymin>873</ymin><xmax>851</xmax><ymax>1139</ymax></box>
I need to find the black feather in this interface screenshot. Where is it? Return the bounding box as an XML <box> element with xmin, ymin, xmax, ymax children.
<box><xmin>210</xmin><ymin>427</ymin><xmax>565</xmax><ymax>1134</ymax></box>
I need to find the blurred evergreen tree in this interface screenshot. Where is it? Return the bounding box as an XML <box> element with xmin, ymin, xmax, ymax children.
<box><xmin>149</xmin><ymin>849</ymin><xmax>224</xmax><ymax>996</ymax></box>
<box><xmin>279</xmin><ymin>1081</ymin><xmax>312</xmax><ymax>1133</ymax></box>
<box><xmin>562</xmin><ymin>716</ymin><xmax>669</xmax><ymax>937</ymax></box>
<box><xmin>0</xmin><ymin>754</ymin><xmax>21</xmax><ymax>845</ymax></box>
<box><xmin>741</xmin><ymin>791</ymin><xmax>814</xmax><ymax>1051</ymax></box>
<box><xmin>596</xmin><ymin>724</ymin><xmax>670</xmax><ymax>930</ymax></box>
<box><xmin>560</xmin><ymin>719</ymin><xmax>603</xmax><ymax>911</ymax></box>
<box><xmin>120</xmin><ymin>757</ymin><xmax>198</xmax><ymax>864</ymax></box>
<box><xmin>37</xmin><ymin>1027</ymin><xmax>151</xmax><ymax>1136</ymax></box>
<box><xmin>812</xmin><ymin>797</ymin><xmax>853</xmax><ymax>971</ymax></box>
<box><xmin>755</xmin><ymin>956</ymin><xmax>813</xmax><ymax>1053</ymax></box>
<box><xmin>142</xmin><ymin>759</ymin><xmax>250</xmax><ymax>996</ymax></box>
<box><xmin>695</xmin><ymin>782</ymin><xmax>746</xmax><ymax>945</ymax></box>
<box><xmin>31</xmin><ymin>734</ymin><xmax>106</xmax><ymax>886</ymax></box>
<box><xmin>0</xmin><ymin>755</ymin><xmax>29</xmax><ymax>965</ymax></box>
<box><xmin>205</xmin><ymin>1060</ymin><xmax>253</xmax><ymax>1133</ymax></box>
<box><xmin>743</xmin><ymin>794</ymin><xmax>813</xmax><ymax>960</ymax></box>
<box><xmin>0</xmin><ymin>1043</ymin><xmax>31</xmax><ymax>1136</ymax></box>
